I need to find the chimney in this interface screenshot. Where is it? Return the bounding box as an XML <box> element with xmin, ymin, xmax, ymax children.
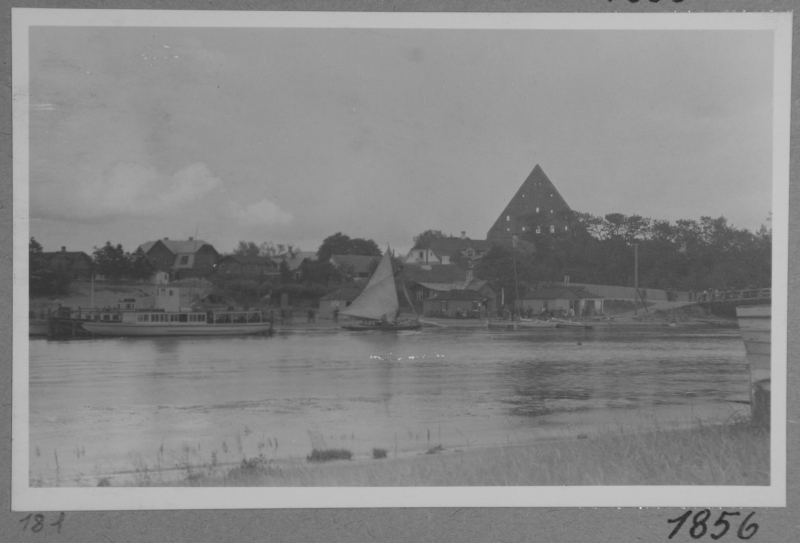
<box><xmin>564</xmin><ymin>275</ymin><xmax>570</xmax><ymax>285</ymax></box>
<box><xmin>61</xmin><ymin>246</ymin><xmax>66</xmax><ymax>252</ymax></box>
<box><xmin>461</xmin><ymin>231</ymin><xmax>466</xmax><ymax>239</ymax></box>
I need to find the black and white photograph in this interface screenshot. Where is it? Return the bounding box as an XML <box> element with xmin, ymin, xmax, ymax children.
<box><xmin>11</xmin><ymin>9</ymin><xmax>790</xmax><ymax>511</ymax></box>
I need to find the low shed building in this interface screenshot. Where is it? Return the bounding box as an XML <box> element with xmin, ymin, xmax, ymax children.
<box><xmin>520</xmin><ymin>287</ymin><xmax>604</xmax><ymax>317</ymax></box>
<box><xmin>318</xmin><ymin>286</ymin><xmax>364</xmax><ymax>320</ymax></box>
<box><xmin>423</xmin><ymin>289</ymin><xmax>493</xmax><ymax>319</ymax></box>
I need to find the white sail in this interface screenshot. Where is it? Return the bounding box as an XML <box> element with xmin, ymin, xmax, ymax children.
<box><xmin>340</xmin><ymin>251</ymin><xmax>399</xmax><ymax>321</ymax></box>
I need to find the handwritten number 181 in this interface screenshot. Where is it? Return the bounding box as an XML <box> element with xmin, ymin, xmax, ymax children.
<box><xmin>19</xmin><ymin>512</ymin><xmax>65</xmax><ymax>534</ymax></box>
<box><xmin>668</xmin><ymin>510</ymin><xmax>758</xmax><ymax>540</ymax></box>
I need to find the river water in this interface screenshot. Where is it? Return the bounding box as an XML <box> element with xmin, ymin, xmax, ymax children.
<box><xmin>28</xmin><ymin>324</ymin><xmax>751</xmax><ymax>485</ymax></box>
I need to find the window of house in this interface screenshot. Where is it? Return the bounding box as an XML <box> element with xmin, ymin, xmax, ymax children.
<box><xmin>466</xmin><ymin>249</ymin><xmax>474</xmax><ymax>257</ymax></box>
<box><xmin>565</xmin><ymin>225</ymin><xmax>569</xmax><ymax>231</ymax></box>
<box><xmin>506</xmin><ymin>215</ymin><xmax>510</xmax><ymax>221</ymax></box>
<box><xmin>179</xmin><ymin>256</ymin><xmax>189</xmax><ymax>265</ymax></box>
<box><xmin>417</xmin><ymin>291</ymin><xmax>423</xmax><ymax>301</ymax></box>
<box><xmin>507</xmin><ymin>228</ymin><xmax>510</xmax><ymax>232</ymax></box>
<box><xmin>536</xmin><ymin>226</ymin><xmax>541</xmax><ymax>234</ymax></box>
<box><xmin>536</xmin><ymin>207</ymin><xmax>539</xmax><ymax>213</ymax></box>
<box><xmin>550</xmin><ymin>225</ymin><xmax>555</xmax><ymax>233</ymax></box>
<box><xmin>550</xmin><ymin>209</ymin><xmax>553</xmax><ymax>214</ymax></box>
<box><xmin>418</xmin><ymin>251</ymin><xmax>424</xmax><ymax>258</ymax></box>
<box><xmin>169</xmin><ymin>290</ymin><xmax>174</xmax><ymax>296</ymax></box>
<box><xmin>521</xmin><ymin>227</ymin><xmax>526</xmax><ymax>232</ymax></box>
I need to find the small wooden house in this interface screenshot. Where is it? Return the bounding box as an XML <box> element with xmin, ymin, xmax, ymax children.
<box><xmin>422</xmin><ymin>289</ymin><xmax>493</xmax><ymax>319</ymax></box>
<box><xmin>318</xmin><ymin>286</ymin><xmax>364</xmax><ymax>320</ymax></box>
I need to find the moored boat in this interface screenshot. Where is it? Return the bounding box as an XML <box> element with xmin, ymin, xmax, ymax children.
<box><xmin>550</xmin><ymin>318</ymin><xmax>593</xmax><ymax>329</ymax></box>
<box><xmin>29</xmin><ymin>319</ymin><xmax>50</xmax><ymax>336</ymax></box>
<box><xmin>82</xmin><ymin>309</ymin><xmax>272</xmax><ymax>337</ymax></box>
<box><xmin>340</xmin><ymin>250</ymin><xmax>421</xmax><ymax>331</ymax></box>
<box><xmin>735</xmin><ymin>304</ymin><xmax>770</xmax><ymax>424</ymax></box>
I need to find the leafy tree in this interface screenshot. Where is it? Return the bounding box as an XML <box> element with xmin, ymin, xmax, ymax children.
<box><xmin>298</xmin><ymin>259</ymin><xmax>344</xmax><ymax>285</ymax></box>
<box><xmin>29</xmin><ymin>237</ymin><xmax>71</xmax><ymax>297</ymax></box>
<box><xmin>233</xmin><ymin>241</ymin><xmax>261</xmax><ymax>258</ymax></box>
<box><xmin>350</xmin><ymin>238</ymin><xmax>382</xmax><ymax>257</ymax></box>
<box><xmin>412</xmin><ymin>229</ymin><xmax>446</xmax><ymax>248</ymax></box>
<box><xmin>128</xmin><ymin>254</ymin><xmax>155</xmax><ymax>282</ymax></box>
<box><xmin>93</xmin><ymin>242</ymin><xmax>129</xmax><ymax>282</ymax></box>
<box><xmin>317</xmin><ymin>232</ymin><xmax>382</xmax><ymax>262</ymax></box>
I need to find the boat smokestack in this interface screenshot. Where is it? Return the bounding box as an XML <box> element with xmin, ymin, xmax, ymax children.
<box><xmin>461</xmin><ymin>231</ymin><xmax>466</xmax><ymax>239</ymax></box>
<box><xmin>61</xmin><ymin>246</ymin><xmax>66</xmax><ymax>252</ymax></box>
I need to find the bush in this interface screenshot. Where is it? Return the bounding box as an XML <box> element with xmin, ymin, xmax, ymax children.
<box><xmin>306</xmin><ymin>448</ymin><xmax>353</xmax><ymax>462</ymax></box>
<box><xmin>372</xmin><ymin>448</ymin><xmax>388</xmax><ymax>459</ymax></box>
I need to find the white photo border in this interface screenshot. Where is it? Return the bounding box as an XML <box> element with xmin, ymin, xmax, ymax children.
<box><xmin>11</xmin><ymin>8</ymin><xmax>791</xmax><ymax>510</ymax></box>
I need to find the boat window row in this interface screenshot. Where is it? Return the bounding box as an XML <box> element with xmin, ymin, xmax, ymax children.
<box><xmin>135</xmin><ymin>313</ymin><xmax>207</xmax><ymax>323</ymax></box>
<box><xmin>212</xmin><ymin>312</ymin><xmax>263</xmax><ymax>324</ymax></box>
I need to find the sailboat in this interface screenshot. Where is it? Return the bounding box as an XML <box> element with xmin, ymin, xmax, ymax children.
<box><xmin>340</xmin><ymin>250</ymin><xmax>422</xmax><ymax>331</ymax></box>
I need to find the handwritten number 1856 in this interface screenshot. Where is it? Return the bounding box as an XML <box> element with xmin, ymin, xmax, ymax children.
<box><xmin>668</xmin><ymin>510</ymin><xmax>758</xmax><ymax>540</ymax></box>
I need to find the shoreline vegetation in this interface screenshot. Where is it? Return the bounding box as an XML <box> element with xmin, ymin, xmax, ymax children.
<box><xmin>33</xmin><ymin>416</ymin><xmax>768</xmax><ymax>488</ymax></box>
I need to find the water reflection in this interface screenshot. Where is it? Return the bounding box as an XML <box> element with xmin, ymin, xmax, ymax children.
<box><xmin>29</xmin><ymin>325</ymin><xmax>750</xmax><ymax>473</ymax></box>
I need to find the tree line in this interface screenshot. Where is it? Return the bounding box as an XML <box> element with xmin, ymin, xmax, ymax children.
<box><xmin>473</xmin><ymin>211</ymin><xmax>771</xmax><ymax>304</ymax></box>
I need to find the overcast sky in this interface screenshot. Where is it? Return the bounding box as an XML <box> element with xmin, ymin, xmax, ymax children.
<box><xmin>27</xmin><ymin>25</ymin><xmax>774</xmax><ymax>256</ymax></box>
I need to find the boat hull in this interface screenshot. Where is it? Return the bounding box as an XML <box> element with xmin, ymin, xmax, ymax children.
<box><xmin>487</xmin><ymin>319</ymin><xmax>558</xmax><ymax>329</ymax></box>
<box><xmin>735</xmin><ymin>305</ymin><xmax>771</xmax><ymax>385</ymax></box>
<box><xmin>736</xmin><ymin>304</ymin><xmax>770</xmax><ymax>425</ymax></box>
<box><xmin>29</xmin><ymin>319</ymin><xmax>50</xmax><ymax>336</ymax></box>
<box><xmin>82</xmin><ymin>322</ymin><xmax>272</xmax><ymax>337</ymax></box>
<box><xmin>342</xmin><ymin>323</ymin><xmax>422</xmax><ymax>331</ymax></box>
<box><xmin>550</xmin><ymin>319</ymin><xmax>593</xmax><ymax>329</ymax></box>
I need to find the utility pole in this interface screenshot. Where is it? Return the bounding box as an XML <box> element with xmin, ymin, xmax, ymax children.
<box><xmin>512</xmin><ymin>234</ymin><xmax>520</xmax><ymax>318</ymax></box>
<box><xmin>634</xmin><ymin>243</ymin><xmax>639</xmax><ymax>316</ymax></box>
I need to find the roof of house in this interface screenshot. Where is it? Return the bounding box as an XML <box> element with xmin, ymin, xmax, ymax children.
<box><xmin>413</xmin><ymin>282</ymin><xmax>466</xmax><ymax>292</ymax></box>
<box><xmin>319</xmin><ymin>286</ymin><xmax>364</xmax><ymax>302</ymax></box>
<box><xmin>139</xmin><ymin>239</ymin><xmax>214</xmax><ymax>255</ymax></box>
<box><xmin>41</xmin><ymin>251</ymin><xmax>92</xmax><ymax>261</ymax></box>
<box><xmin>466</xmin><ymin>279</ymin><xmax>494</xmax><ymax>293</ymax></box>
<box><xmin>426</xmin><ymin>289</ymin><xmax>492</xmax><ymax>301</ymax></box>
<box><xmin>218</xmin><ymin>254</ymin><xmax>277</xmax><ymax>266</ymax></box>
<box><xmin>522</xmin><ymin>287</ymin><xmax>604</xmax><ymax>300</ymax></box>
<box><xmin>275</xmin><ymin>251</ymin><xmax>317</xmax><ymax>271</ymax></box>
<box><xmin>401</xmin><ymin>264</ymin><xmax>467</xmax><ymax>284</ymax></box>
<box><xmin>330</xmin><ymin>254</ymin><xmax>380</xmax><ymax>275</ymax></box>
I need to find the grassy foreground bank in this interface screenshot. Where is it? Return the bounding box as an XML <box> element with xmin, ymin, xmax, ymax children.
<box><xmin>159</xmin><ymin>419</ymin><xmax>768</xmax><ymax>487</ymax></box>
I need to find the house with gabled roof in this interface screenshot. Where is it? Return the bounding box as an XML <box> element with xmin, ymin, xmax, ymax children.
<box><xmin>318</xmin><ymin>286</ymin><xmax>364</xmax><ymax>320</ymax></box>
<box><xmin>137</xmin><ymin>237</ymin><xmax>219</xmax><ymax>280</ymax></box>
<box><xmin>329</xmin><ymin>254</ymin><xmax>380</xmax><ymax>280</ymax></box>
<box><xmin>215</xmin><ymin>254</ymin><xmax>279</xmax><ymax>279</ymax></box>
<box><xmin>403</xmin><ymin>232</ymin><xmax>491</xmax><ymax>266</ymax></box>
<box><xmin>273</xmin><ymin>250</ymin><xmax>317</xmax><ymax>281</ymax></box>
<box><xmin>40</xmin><ymin>246</ymin><xmax>94</xmax><ymax>281</ymax></box>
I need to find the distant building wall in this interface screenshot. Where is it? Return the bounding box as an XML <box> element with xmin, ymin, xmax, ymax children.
<box><xmin>567</xmin><ymin>283</ymin><xmax>689</xmax><ymax>302</ymax></box>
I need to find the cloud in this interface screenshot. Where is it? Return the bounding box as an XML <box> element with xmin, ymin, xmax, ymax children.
<box><xmin>67</xmin><ymin>162</ymin><xmax>222</xmax><ymax>219</ymax></box>
<box><xmin>233</xmin><ymin>199</ymin><xmax>294</xmax><ymax>226</ymax></box>
<box><xmin>33</xmin><ymin>161</ymin><xmax>293</xmax><ymax>229</ymax></box>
